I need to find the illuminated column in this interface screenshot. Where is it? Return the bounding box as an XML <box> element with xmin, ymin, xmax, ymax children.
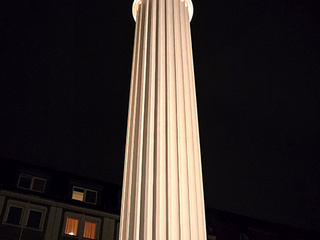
<box><xmin>119</xmin><ymin>0</ymin><xmax>206</xmax><ymax>239</ymax></box>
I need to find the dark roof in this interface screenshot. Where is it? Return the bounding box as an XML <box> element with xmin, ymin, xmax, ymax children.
<box><xmin>0</xmin><ymin>158</ymin><xmax>121</xmax><ymax>214</ymax></box>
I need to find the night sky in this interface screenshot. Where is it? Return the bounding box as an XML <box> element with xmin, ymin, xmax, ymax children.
<box><xmin>1</xmin><ymin>0</ymin><xmax>319</xmax><ymax>232</ymax></box>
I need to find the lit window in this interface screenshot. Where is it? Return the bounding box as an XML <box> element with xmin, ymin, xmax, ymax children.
<box><xmin>6</xmin><ymin>206</ymin><xmax>23</xmax><ymax>225</ymax></box>
<box><xmin>72</xmin><ymin>187</ymin><xmax>85</xmax><ymax>201</ymax></box>
<box><xmin>63</xmin><ymin>212</ymin><xmax>100</xmax><ymax>239</ymax></box>
<box><xmin>65</xmin><ymin>218</ymin><xmax>79</xmax><ymax>236</ymax></box>
<box><xmin>17</xmin><ymin>174</ymin><xmax>46</xmax><ymax>193</ymax></box>
<box><xmin>26</xmin><ymin>210</ymin><xmax>42</xmax><ymax>229</ymax></box>
<box><xmin>72</xmin><ymin>186</ymin><xmax>97</xmax><ymax>205</ymax></box>
<box><xmin>83</xmin><ymin>221</ymin><xmax>97</xmax><ymax>239</ymax></box>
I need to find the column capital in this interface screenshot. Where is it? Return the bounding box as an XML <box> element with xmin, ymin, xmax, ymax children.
<box><xmin>132</xmin><ymin>0</ymin><xmax>193</xmax><ymax>22</ymax></box>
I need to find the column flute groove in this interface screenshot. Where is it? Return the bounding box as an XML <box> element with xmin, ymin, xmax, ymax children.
<box><xmin>174</xmin><ymin>0</ymin><xmax>191</xmax><ymax>239</ymax></box>
<box><xmin>185</xmin><ymin>12</ymin><xmax>207</xmax><ymax>239</ymax></box>
<box><xmin>130</xmin><ymin>1</ymin><xmax>149</xmax><ymax>238</ymax></box>
<box><xmin>120</xmin><ymin>3</ymin><xmax>143</xmax><ymax>239</ymax></box>
<box><xmin>139</xmin><ymin>0</ymin><xmax>157</xmax><ymax>238</ymax></box>
<box><xmin>180</xmin><ymin>2</ymin><xmax>199</xmax><ymax>239</ymax></box>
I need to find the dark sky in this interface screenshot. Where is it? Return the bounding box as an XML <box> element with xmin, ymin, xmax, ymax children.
<box><xmin>1</xmin><ymin>0</ymin><xmax>319</xmax><ymax>232</ymax></box>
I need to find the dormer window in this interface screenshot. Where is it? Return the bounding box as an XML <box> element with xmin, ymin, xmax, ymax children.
<box><xmin>72</xmin><ymin>186</ymin><xmax>97</xmax><ymax>205</ymax></box>
<box><xmin>17</xmin><ymin>174</ymin><xmax>46</xmax><ymax>193</ymax></box>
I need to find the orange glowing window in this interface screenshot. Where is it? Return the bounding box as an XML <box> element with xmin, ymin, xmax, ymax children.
<box><xmin>64</xmin><ymin>218</ymin><xmax>79</xmax><ymax>236</ymax></box>
<box><xmin>83</xmin><ymin>221</ymin><xmax>97</xmax><ymax>239</ymax></box>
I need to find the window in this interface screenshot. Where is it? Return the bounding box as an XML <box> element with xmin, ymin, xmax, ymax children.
<box><xmin>72</xmin><ymin>187</ymin><xmax>84</xmax><ymax>201</ymax></box>
<box><xmin>65</xmin><ymin>218</ymin><xmax>79</xmax><ymax>236</ymax></box>
<box><xmin>72</xmin><ymin>186</ymin><xmax>98</xmax><ymax>205</ymax></box>
<box><xmin>32</xmin><ymin>178</ymin><xmax>46</xmax><ymax>192</ymax></box>
<box><xmin>17</xmin><ymin>174</ymin><xmax>46</xmax><ymax>193</ymax></box>
<box><xmin>83</xmin><ymin>221</ymin><xmax>97</xmax><ymax>239</ymax></box>
<box><xmin>18</xmin><ymin>175</ymin><xmax>32</xmax><ymax>189</ymax></box>
<box><xmin>63</xmin><ymin>212</ymin><xmax>100</xmax><ymax>240</ymax></box>
<box><xmin>26</xmin><ymin>210</ymin><xmax>42</xmax><ymax>229</ymax></box>
<box><xmin>85</xmin><ymin>190</ymin><xmax>97</xmax><ymax>204</ymax></box>
<box><xmin>6</xmin><ymin>206</ymin><xmax>23</xmax><ymax>225</ymax></box>
<box><xmin>3</xmin><ymin>200</ymin><xmax>47</xmax><ymax>231</ymax></box>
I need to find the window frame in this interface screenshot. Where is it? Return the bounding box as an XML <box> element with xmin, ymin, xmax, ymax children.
<box><xmin>3</xmin><ymin>204</ymin><xmax>24</xmax><ymax>226</ymax></box>
<box><xmin>82</xmin><ymin>217</ymin><xmax>99</xmax><ymax>240</ymax></box>
<box><xmin>17</xmin><ymin>173</ymin><xmax>47</xmax><ymax>193</ymax></box>
<box><xmin>25</xmin><ymin>207</ymin><xmax>46</xmax><ymax>231</ymax></box>
<box><xmin>72</xmin><ymin>186</ymin><xmax>98</xmax><ymax>205</ymax></box>
<box><xmin>2</xmin><ymin>200</ymin><xmax>47</xmax><ymax>231</ymax></box>
<box><xmin>64</xmin><ymin>216</ymin><xmax>81</xmax><ymax>237</ymax></box>
<box><xmin>63</xmin><ymin>212</ymin><xmax>101</xmax><ymax>240</ymax></box>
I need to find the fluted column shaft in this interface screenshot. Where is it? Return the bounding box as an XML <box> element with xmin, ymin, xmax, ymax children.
<box><xmin>119</xmin><ymin>0</ymin><xmax>206</xmax><ymax>239</ymax></box>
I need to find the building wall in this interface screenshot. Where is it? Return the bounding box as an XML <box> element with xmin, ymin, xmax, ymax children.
<box><xmin>0</xmin><ymin>191</ymin><xmax>119</xmax><ymax>240</ymax></box>
<box><xmin>0</xmin><ymin>196</ymin><xmax>49</xmax><ymax>240</ymax></box>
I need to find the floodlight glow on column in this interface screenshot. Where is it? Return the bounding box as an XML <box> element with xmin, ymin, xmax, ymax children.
<box><xmin>119</xmin><ymin>0</ymin><xmax>207</xmax><ymax>239</ymax></box>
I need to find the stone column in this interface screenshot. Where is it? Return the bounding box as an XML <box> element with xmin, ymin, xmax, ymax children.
<box><xmin>119</xmin><ymin>0</ymin><xmax>206</xmax><ymax>239</ymax></box>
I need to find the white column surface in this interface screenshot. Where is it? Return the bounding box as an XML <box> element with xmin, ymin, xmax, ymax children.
<box><xmin>119</xmin><ymin>0</ymin><xmax>206</xmax><ymax>239</ymax></box>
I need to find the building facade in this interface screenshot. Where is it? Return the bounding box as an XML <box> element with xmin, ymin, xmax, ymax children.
<box><xmin>0</xmin><ymin>159</ymin><xmax>121</xmax><ymax>240</ymax></box>
<box><xmin>0</xmin><ymin>159</ymin><xmax>318</xmax><ymax>240</ymax></box>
